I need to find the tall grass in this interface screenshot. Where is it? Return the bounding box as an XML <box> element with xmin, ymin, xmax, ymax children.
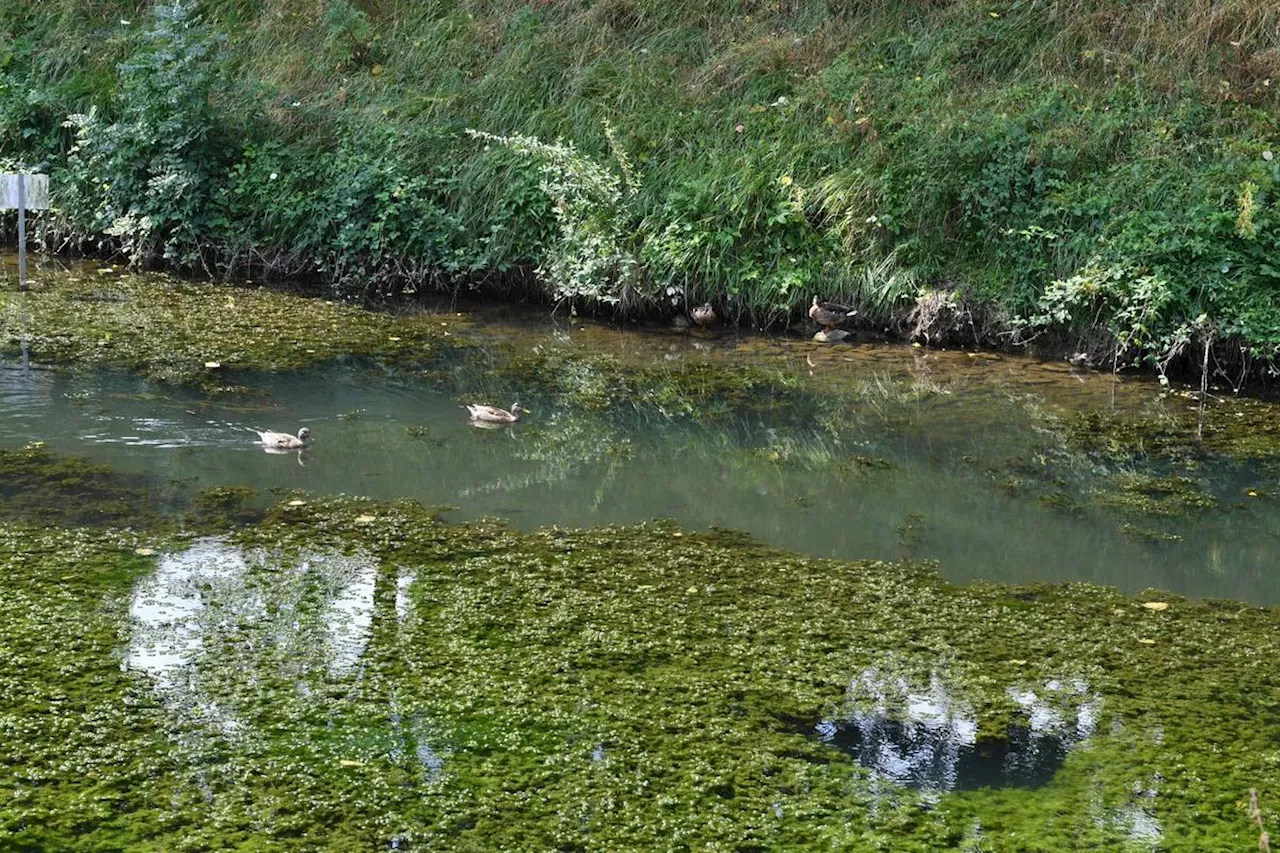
<box><xmin>0</xmin><ymin>0</ymin><xmax>1278</xmax><ymax>364</ymax></box>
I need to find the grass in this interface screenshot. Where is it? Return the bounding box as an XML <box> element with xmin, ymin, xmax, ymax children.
<box><xmin>0</xmin><ymin>0</ymin><xmax>1278</xmax><ymax>367</ymax></box>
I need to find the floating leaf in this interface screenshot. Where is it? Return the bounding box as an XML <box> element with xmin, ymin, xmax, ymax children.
<box><xmin>1142</xmin><ymin>601</ymin><xmax>1169</xmax><ymax>611</ymax></box>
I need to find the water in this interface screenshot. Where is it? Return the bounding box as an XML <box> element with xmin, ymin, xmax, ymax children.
<box><xmin>4</xmin><ymin>264</ymin><xmax>1280</xmax><ymax>602</ymax></box>
<box><xmin>810</xmin><ymin>666</ymin><xmax>1100</xmax><ymax>791</ymax></box>
<box><xmin>11</xmin><ymin>261</ymin><xmax>1274</xmax><ymax>849</ymax></box>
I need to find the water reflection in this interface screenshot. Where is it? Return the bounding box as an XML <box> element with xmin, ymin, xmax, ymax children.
<box><xmin>319</xmin><ymin>555</ymin><xmax>378</xmax><ymax>677</ymax></box>
<box><xmin>815</xmin><ymin>667</ymin><xmax>1101</xmax><ymax>792</ymax></box>
<box><xmin>123</xmin><ymin>538</ymin><xmax>442</xmax><ymax>787</ymax></box>
<box><xmin>126</xmin><ymin>537</ymin><xmax>253</xmax><ymax>686</ymax></box>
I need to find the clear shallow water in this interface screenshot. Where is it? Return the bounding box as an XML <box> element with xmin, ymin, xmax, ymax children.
<box><xmin>4</xmin><ymin>305</ymin><xmax>1279</xmax><ymax>603</ymax></box>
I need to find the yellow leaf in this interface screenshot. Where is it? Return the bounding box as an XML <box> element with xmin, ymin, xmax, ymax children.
<box><xmin>1142</xmin><ymin>602</ymin><xmax>1169</xmax><ymax>611</ymax></box>
<box><xmin>339</xmin><ymin>759</ymin><xmax>364</xmax><ymax>767</ymax></box>
<box><xmin>1138</xmin><ymin>638</ymin><xmax>1156</xmax><ymax>645</ymax></box>
<box><xmin>355</xmin><ymin>515</ymin><xmax>376</xmax><ymax>524</ymax></box>
<box><xmin>287</xmin><ymin>500</ymin><xmax>306</xmax><ymax>507</ymax></box>
<box><xmin>134</xmin><ymin>547</ymin><xmax>156</xmax><ymax>556</ymax></box>
<box><xmin>204</xmin><ymin>361</ymin><xmax>221</xmax><ymax>369</ymax></box>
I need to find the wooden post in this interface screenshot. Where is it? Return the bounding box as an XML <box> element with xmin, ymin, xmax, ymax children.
<box><xmin>16</xmin><ymin>173</ymin><xmax>26</xmax><ymax>292</ymax></box>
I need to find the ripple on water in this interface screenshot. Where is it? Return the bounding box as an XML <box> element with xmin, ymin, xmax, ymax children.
<box><xmin>85</xmin><ymin>414</ymin><xmax>254</xmax><ymax>449</ymax></box>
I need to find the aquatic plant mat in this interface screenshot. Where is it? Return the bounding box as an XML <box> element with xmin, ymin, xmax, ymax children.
<box><xmin>0</xmin><ymin>264</ymin><xmax>451</xmax><ymax>383</ymax></box>
<box><xmin>2</xmin><ymin>489</ymin><xmax>1277</xmax><ymax>850</ymax></box>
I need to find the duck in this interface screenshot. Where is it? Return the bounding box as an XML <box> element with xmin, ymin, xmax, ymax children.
<box><xmin>690</xmin><ymin>303</ymin><xmax>717</xmax><ymax>327</ymax></box>
<box><xmin>465</xmin><ymin>402</ymin><xmax>524</xmax><ymax>424</ymax></box>
<box><xmin>809</xmin><ymin>295</ymin><xmax>857</xmax><ymax>332</ymax></box>
<box><xmin>251</xmin><ymin>426</ymin><xmax>311</xmax><ymax>450</ymax></box>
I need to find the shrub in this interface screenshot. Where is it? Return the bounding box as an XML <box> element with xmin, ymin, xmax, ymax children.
<box><xmin>57</xmin><ymin>2</ymin><xmax>236</xmax><ymax>268</ymax></box>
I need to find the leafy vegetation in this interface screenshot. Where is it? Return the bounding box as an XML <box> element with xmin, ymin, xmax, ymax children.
<box><xmin>0</xmin><ymin>0</ymin><xmax>1276</xmax><ymax>370</ymax></box>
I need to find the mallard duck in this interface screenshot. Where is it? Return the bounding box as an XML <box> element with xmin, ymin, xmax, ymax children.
<box><xmin>690</xmin><ymin>303</ymin><xmax>717</xmax><ymax>327</ymax></box>
<box><xmin>809</xmin><ymin>296</ymin><xmax>857</xmax><ymax>332</ymax></box>
<box><xmin>465</xmin><ymin>402</ymin><xmax>524</xmax><ymax>424</ymax></box>
<box><xmin>251</xmin><ymin>426</ymin><xmax>311</xmax><ymax>450</ymax></box>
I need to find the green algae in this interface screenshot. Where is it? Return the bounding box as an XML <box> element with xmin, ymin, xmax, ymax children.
<box><xmin>4</xmin><ymin>489</ymin><xmax>1277</xmax><ymax>850</ymax></box>
<box><xmin>1092</xmin><ymin>473</ymin><xmax>1219</xmax><ymax>519</ymax></box>
<box><xmin>0</xmin><ymin>442</ymin><xmax>177</xmax><ymax>528</ymax></box>
<box><xmin>5</xmin><ymin>264</ymin><xmax>1280</xmax><ymax>846</ymax></box>
<box><xmin>0</xmin><ymin>267</ymin><xmax>450</xmax><ymax>383</ymax></box>
<box><xmin>186</xmin><ymin>485</ymin><xmax>264</xmax><ymax>530</ymax></box>
<box><xmin>1067</xmin><ymin>397</ymin><xmax>1280</xmax><ymax>465</ymax></box>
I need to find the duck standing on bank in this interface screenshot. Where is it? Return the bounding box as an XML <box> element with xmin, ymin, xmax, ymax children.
<box><xmin>465</xmin><ymin>403</ymin><xmax>524</xmax><ymax>424</ymax></box>
<box><xmin>809</xmin><ymin>296</ymin><xmax>857</xmax><ymax>334</ymax></box>
<box><xmin>690</xmin><ymin>303</ymin><xmax>717</xmax><ymax>328</ymax></box>
<box><xmin>250</xmin><ymin>426</ymin><xmax>311</xmax><ymax>450</ymax></box>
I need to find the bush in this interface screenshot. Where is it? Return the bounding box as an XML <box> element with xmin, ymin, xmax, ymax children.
<box><xmin>58</xmin><ymin>2</ymin><xmax>235</xmax><ymax>268</ymax></box>
<box><xmin>0</xmin><ymin>0</ymin><xmax>1277</xmax><ymax>368</ymax></box>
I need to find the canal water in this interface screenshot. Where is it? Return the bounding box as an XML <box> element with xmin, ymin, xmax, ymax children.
<box><xmin>3</xmin><ymin>275</ymin><xmax>1277</xmax><ymax>602</ymax></box>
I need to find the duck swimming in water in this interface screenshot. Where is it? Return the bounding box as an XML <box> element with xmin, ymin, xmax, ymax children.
<box><xmin>250</xmin><ymin>426</ymin><xmax>311</xmax><ymax>450</ymax></box>
<box><xmin>464</xmin><ymin>403</ymin><xmax>524</xmax><ymax>424</ymax></box>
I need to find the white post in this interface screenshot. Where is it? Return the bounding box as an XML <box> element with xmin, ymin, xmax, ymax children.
<box><xmin>16</xmin><ymin>172</ymin><xmax>26</xmax><ymax>293</ymax></box>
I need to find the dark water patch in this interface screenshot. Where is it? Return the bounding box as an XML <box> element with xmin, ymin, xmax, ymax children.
<box><xmin>815</xmin><ymin>716</ymin><xmax>1071</xmax><ymax>791</ymax></box>
<box><xmin>804</xmin><ymin>667</ymin><xmax>1100</xmax><ymax>792</ymax></box>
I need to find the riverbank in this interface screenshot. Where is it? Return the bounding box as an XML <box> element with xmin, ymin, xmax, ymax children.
<box><xmin>2</xmin><ymin>1</ymin><xmax>1278</xmax><ymax>376</ymax></box>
